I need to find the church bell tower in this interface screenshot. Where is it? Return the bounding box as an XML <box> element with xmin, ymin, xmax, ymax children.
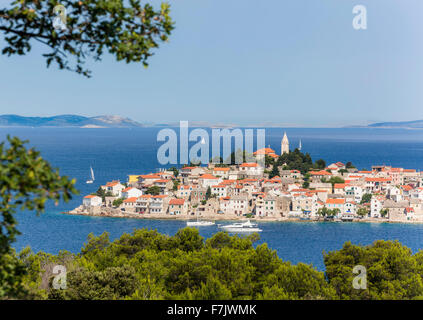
<box><xmin>281</xmin><ymin>132</ymin><xmax>289</xmax><ymax>155</ymax></box>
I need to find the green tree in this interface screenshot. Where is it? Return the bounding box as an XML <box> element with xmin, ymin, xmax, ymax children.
<box><xmin>96</xmin><ymin>187</ymin><xmax>106</xmax><ymax>201</ymax></box>
<box><xmin>172</xmin><ymin>178</ymin><xmax>179</xmax><ymax>191</ymax></box>
<box><xmin>206</xmin><ymin>186</ymin><xmax>211</xmax><ymax>200</ymax></box>
<box><xmin>112</xmin><ymin>198</ymin><xmax>124</xmax><ymax>207</ymax></box>
<box><xmin>269</xmin><ymin>163</ymin><xmax>280</xmax><ymax>179</ymax></box>
<box><xmin>0</xmin><ymin>0</ymin><xmax>174</xmax><ymax>77</ymax></box>
<box><xmin>0</xmin><ymin>136</ymin><xmax>78</xmax><ymax>299</ymax></box>
<box><xmin>356</xmin><ymin>207</ymin><xmax>369</xmax><ymax>218</ymax></box>
<box><xmin>169</xmin><ymin>167</ymin><xmax>179</xmax><ymax>178</ymax></box>
<box><xmin>324</xmin><ymin>240</ymin><xmax>423</xmax><ymax>299</ymax></box>
<box><xmin>328</xmin><ymin>176</ymin><xmax>345</xmax><ymax>186</ymax></box>
<box><xmin>265</xmin><ymin>155</ymin><xmax>275</xmax><ymax>168</ymax></box>
<box><xmin>314</xmin><ymin>159</ymin><xmax>326</xmax><ymax>169</ymax></box>
<box><xmin>317</xmin><ymin>207</ymin><xmax>330</xmax><ymax>218</ymax></box>
<box><xmin>17</xmin><ymin>227</ymin><xmax>423</xmax><ymax>300</ymax></box>
<box><xmin>145</xmin><ymin>186</ymin><xmax>161</xmax><ymax>195</ymax></box>
<box><xmin>380</xmin><ymin>208</ymin><xmax>389</xmax><ymax>218</ymax></box>
<box><xmin>346</xmin><ymin>162</ymin><xmax>355</xmax><ymax>169</ymax></box>
<box><xmin>361</xmin><ymin>193</ymin><xmax>372</xmax><ymax>204</ymax></box>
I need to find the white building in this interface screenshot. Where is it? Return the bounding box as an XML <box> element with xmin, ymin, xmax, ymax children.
<box><xmin>121</xmin><ymin>187</ymin><xmax>143</xmax><ymax>199</ymax></box>
<box><xmin>101</xmin><ymin>181</ymin><xmax>125</xmax><ymax>197</ymax></box>
<box><xmin>370</xmin><ymin>196</ymin><xmax>384</xmax><ymax>218</ymax></box>
<box><xmin>83</xmin><ymin>195</ymin><xmax>102</xmax><ymax>207</ymax></box>
<box><xmin>238</xmin><ymin>163</ymin><xmax>264</xmax><ymax>176</ymax></box>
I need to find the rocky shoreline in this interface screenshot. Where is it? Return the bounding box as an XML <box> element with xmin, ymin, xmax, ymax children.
<box><xmin>63</xmin><ymin>207</ymin><xmax>422</xmax><ymax>224</ymax></box>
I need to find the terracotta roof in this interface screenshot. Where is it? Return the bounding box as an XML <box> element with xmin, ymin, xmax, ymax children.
<box><xmin>181</xmin><ymin>166</ymin><xmax>198</xmax><ymax>170</ymax></box>
<box><xmin>240</xmin><ymin>162</ymin><xmax>258</xmax><ymax>168</ymax></box>
<box><xmin>310</xmin><ymin>170</ymin><xmax>332</xmax><ymax>176</ymax></box>
<box><xmin>140</xmin><ymin>174</ymin><xmax>160</xmax><ymax>179</ymax></box>
<box><xmin>213</xmin><ymin>167</ymin><xmax>230</xmax><ymax>171</ymax></box>
<box><xmin>253</xmin><ymin>148</ymin><xmax>276</xmax><ymax>155</ymax></box>
<box><xmin>199</xmin><ymin>174</ymin><xmax>218</xmax><ymax>179</ymax></box>
<box><xmin>105</xmin><ymin>181</ymin><xmax>120</xmax><ymax>187</ymax></box>
<box><xmin>326</xmin><ymin>198</ymin><xmax>345</xmax><ymax>204</ymax></box>
<box><xmin>84</xmin><ymin>195</ymin><xmax>99</xmax><ymax>199</ymax></box>
<box><xmin>400</xmin><ymin>185</ymin><xmax>413</xmax><ymax>191</ymax></box>
<box><xmin>169</xmin><ymin>199</ymin><xmax>185</xmax><ymax>205</ymax></box>
<box><xmin>123</xmin><ymin>197</ymin><xmax>137</xmax><ymax>203</ymax></box>
<box><xmin>334</xmin><ymin>183</ymin><xmax>348</xmax><ymax>189</ymax></box>
<box><xmin>365</xmin><ymin>178</ymin><xmax>391</xmax><ymax>182</ymax></box>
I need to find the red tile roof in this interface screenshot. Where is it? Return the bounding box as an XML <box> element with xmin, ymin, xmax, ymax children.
<box><xmin>310</xmin><ymin>170</ymin><xmax>332</xmax><ymax>176</ymax></box>
<box><xmin>240</xmin><ymin>162</ymin><xmax>258</xmax><ymax>168</ymax></box>
<box><xmin>169</xmin><ymin>199</ymin><xmax>185</xmax><ymax>205</ymax></box>
<box><xmin>326</xmin><ymin>198</ymin><xmax>345</xmax><ymax>204</ymax></box>
<box><xmin>200</xmin><ymin>174</ymin><xmax>218</xmax><ymax>179</ymax></box>
<box><xmin>84</xmin><ymin>195</ymin><xmax>98</xmax><ymax>199</ymax></box>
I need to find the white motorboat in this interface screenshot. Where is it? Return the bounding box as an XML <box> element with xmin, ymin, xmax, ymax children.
<box><xmin>218</xmin><ymin>219</ymin><xmax>262</xmax><ymax>233</ymax></box>
<box><xmin>86</xmin><ymin>166</ymin><xmax>95</xmax><ymax>184</ymax></box>
<box><xmin>187</xmin><ymin>220</ymin><xmax>215</xmax><ymax>227</ymax></box>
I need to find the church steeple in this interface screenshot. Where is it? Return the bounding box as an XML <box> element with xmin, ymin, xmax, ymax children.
<box><xmin>281</xmin><ymin>132</ymin><xmax>289</xmax><ymax>155</ymax></box>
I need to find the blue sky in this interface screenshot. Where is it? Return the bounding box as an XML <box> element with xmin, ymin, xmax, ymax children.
<box><xmin>0</xmin><ymin>0</ymin><xmax>422</xmax><ymax>126</ymax></box>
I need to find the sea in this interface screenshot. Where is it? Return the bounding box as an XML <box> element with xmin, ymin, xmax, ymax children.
<box><xmin>1</xmin><ymin>126</ymin><xmax>423</xmax><ymax>271</ymax></box>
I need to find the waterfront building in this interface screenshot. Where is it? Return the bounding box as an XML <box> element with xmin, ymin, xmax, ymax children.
<box><xmin>168</xmin><ymin>199</ymin><xmax>188</xmax><ymax>215</ymax></box>
<box><xmin>122</xmin><ymin>197</ymin><xmax>137</xmax><ymax>209</ymax></box>
<box><xmin>325</xmin><ymin>198</ymin><xmax>346</xmax><ymax>215</ymax></box>
<box><xmin>83</xmin><ymin>195</ymin><xmax>102</xmax><ymax>207</ymax></box>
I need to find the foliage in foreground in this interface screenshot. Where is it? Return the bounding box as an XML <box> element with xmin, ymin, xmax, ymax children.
<box><xmin>13</xmin><ymin>228</ymin><xmax>423</xmax><ymax>300</ymax></box>
<box><xmin>0</xmin><ymin>0</ymin><xmax>174</xmax><ymax>77</ymax></box>
<box><xmin>0</xmin><ymin>136</ymin><xmax>78</xmax><ymax>299</ymax></box>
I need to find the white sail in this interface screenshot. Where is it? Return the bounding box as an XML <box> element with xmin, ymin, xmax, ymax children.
<box><xmin>299</xmin><ymin>139</ymin><xmax>302</xmax><ymax>151</ymax></box>
<box><xmin>90</xmin><ymin>166</ymin><xmax>95</xmax><ymax>181</ymax></box>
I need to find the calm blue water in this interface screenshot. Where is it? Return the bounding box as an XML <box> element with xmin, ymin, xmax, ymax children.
<box><xmin>1</xmin><ymin>127</ymin><xmax>423</xmax><ymax>270</ymax></box>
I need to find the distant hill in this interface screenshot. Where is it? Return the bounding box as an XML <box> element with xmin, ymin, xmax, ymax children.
<box><xmin>368</xmin><ymin>120</ymin><xmax>423</xmax><ymax>129</ymax></box>
<box><xmin>0</xmin><ymin>115</ymin><xmax>144</xmax><ymax>128</ymax></box>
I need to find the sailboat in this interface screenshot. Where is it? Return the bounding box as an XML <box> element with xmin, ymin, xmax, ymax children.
<box><xmin>86</xmin><ymin>166</ymin><xmax>95</xmax><ymax>184</ymax></box>
<box><xmin>299</xmin><ymin>139</ymin><xmax>302</xmax><ymax>151</ymax></box>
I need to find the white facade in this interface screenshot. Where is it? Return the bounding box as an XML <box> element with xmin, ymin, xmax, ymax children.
<box><xmin>83</xmin><ymin>195</ymin><xmax>102</xmax><ymax>207</ymax></box>
<box><xmin>121</xmin><ymin>187</ymin><xmax>143</xmax><ymax>199</ymax></box>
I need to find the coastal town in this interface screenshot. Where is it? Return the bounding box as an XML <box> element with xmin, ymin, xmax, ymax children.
<box><xmin>69</xmin><ymin>133</ymin><xmax>423</xmax><ymax>223</ymax></box>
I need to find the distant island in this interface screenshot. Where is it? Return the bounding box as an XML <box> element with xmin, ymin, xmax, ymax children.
<box><xmin>366</xmin><ymin>120</ymin><xmax>423</xmax><ymax>129</ymax></box>
<box><xmin>2</xmin><ymin>114</ymin><xmax>423</xmax><ymax>129</ymax></box>
<box><xmin>0</xmin><ymin>114</ymin><xmax>143</xmax><ymax>128</ymax></box>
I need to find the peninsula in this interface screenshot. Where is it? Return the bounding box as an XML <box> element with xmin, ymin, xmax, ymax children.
<box><xmin>66</xmin><ymin>133</ymin><xmax>423</xmax><ymax>224</ymax></box>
